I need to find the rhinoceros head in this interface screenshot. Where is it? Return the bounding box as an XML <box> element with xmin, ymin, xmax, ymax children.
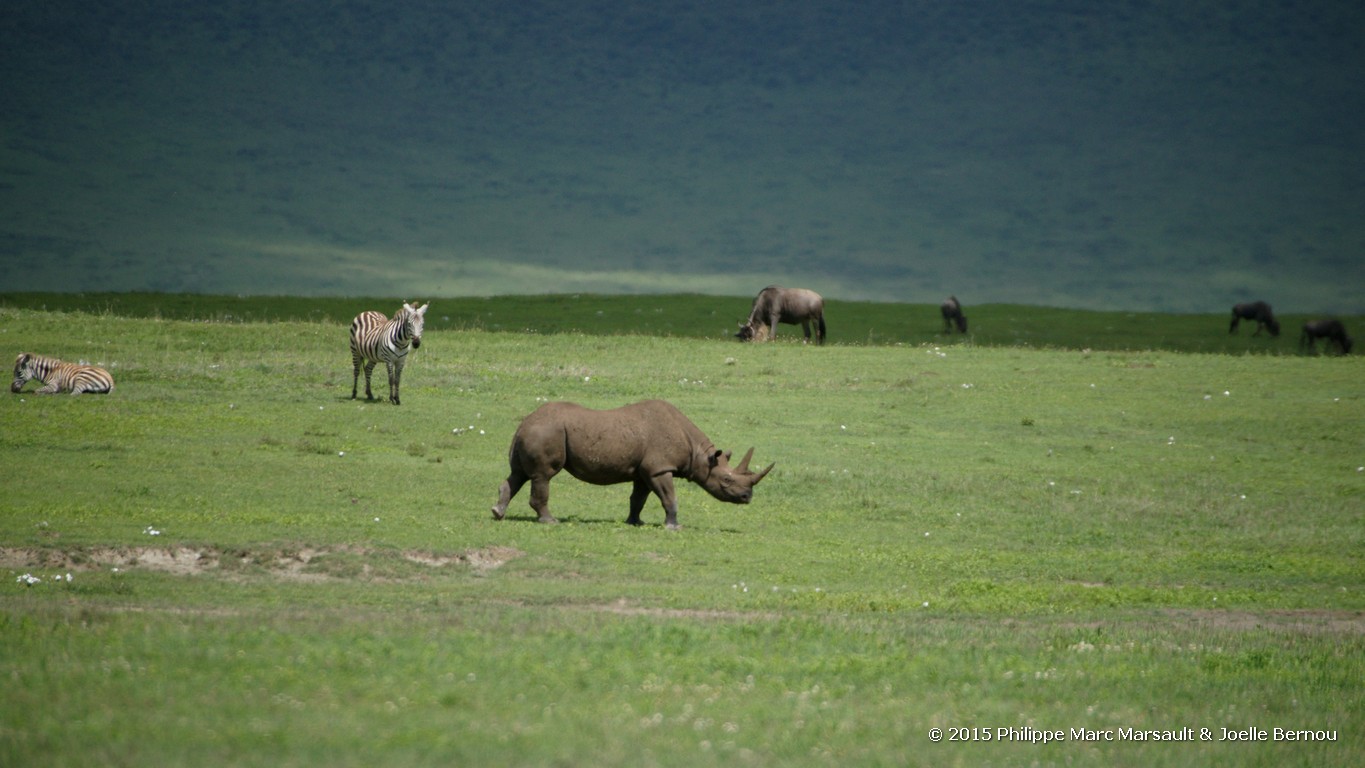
<box><xmin>699</xmin><ymin>446</ymin><xmax>773</xmax><ymax>504</ymax></box>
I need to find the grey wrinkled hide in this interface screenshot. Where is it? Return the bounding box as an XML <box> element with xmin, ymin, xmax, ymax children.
<box><xmin>491</xmin><ymin>400</ymin><xmax>773</xmax><ymax>529</ymax></box>
<box><xmin>736</xmin><ymin>285</ymin><xmax>826</xmax><ymax>344</ymax></box>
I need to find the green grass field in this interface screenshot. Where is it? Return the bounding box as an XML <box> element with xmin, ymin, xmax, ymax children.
<box><xmin>2</xmin><ymin>295</ymin><xmax>1362</xmax><ymax>766</ymax></box>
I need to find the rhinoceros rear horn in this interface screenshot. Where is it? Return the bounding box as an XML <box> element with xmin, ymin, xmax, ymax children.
<box><xmin>735</xmin><ymin>447</ymin><xmax>754</xmax><ymax>473</ymax></box>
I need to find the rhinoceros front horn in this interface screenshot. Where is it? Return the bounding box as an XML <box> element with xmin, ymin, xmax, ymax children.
<box><xmin>735</xmin><ymin>447</ymin><xmax>774</xmax><ymax>483</ymax></box>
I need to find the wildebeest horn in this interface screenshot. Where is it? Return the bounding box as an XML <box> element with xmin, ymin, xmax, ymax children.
<box><xmin>735</xmin><ymin>447</ymin><xmax>754</xmax><ymax>472</ymax></box>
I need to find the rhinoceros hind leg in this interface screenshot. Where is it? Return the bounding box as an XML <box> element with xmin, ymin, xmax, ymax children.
<box><xmin>491</xmin><ymin>475</ymin><xmax>526</xmax><ymax>520</ymax></box>
<box><xmin>530</xmin><ymin>477</ymin><xmax>558</xmax><ymax>524</ymax></box>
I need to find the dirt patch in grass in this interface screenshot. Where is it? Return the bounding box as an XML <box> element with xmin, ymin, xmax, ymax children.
<box><xmin>1157</xmin><ymin>608</ymin><xmax>1365</xmax><ymax>635</ymax></box>
<box><xmin>1</xmin><ymin>545</ymin><xmax>523</xmax><ymax>581</ymax></box>
<box><xmin>589</xmin><ymin>597</ymin><xmax>780</xmax><ymax>622</ymax></box>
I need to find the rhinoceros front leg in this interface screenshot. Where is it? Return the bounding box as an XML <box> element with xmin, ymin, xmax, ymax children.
<box><xmin>626</xmin><ymin>479</ymin><xmax>651</xmax><ymax>526</ymax></box>
<box><xmin>645</xmin><ymin>473</ymin><xmax>682</xmax><ymax>530</ymax></box>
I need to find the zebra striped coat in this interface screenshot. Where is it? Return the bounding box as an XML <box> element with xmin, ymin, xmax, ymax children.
<box><xmin>350</xmin><ymin>302</ymin><xmax>429</xmax><ymax>405</ymax></box>
<box><xmin>12</xmin><ymin>353</ymin><xmax>115</xmax><ymax>395</ymax></box>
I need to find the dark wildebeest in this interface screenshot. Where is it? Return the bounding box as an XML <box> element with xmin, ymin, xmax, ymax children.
<box><xmin>491</xmin><ymin>400</ymin><xmax>774</xmax><ymax>530</ymax></box>
<box><xmin>1300</xmin><ymin>319</ymin><xmax>1353</xmax><ymax>355</ymax></box>
<box><xmin>736</xmin><ymin>285</ymin><xmax>826</xmax><ymax>344</ymax></box>
<box><xmin>940</xmin><ymin>296</ymin><xmax>968</xmax><ymax>333</ymax></box>
<box><xmin>1229</xmin><ymin>301</ymin><xmax>1280</xmax><ymax>337</ymax></box>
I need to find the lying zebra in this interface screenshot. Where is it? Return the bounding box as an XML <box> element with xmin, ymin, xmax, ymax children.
<box><xmin>12</xmin><ymin>352</ymin><xmax>115</xmax><ymax>395</ymax></box>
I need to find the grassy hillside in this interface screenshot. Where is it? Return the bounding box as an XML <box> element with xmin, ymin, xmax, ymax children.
<box><xmin>2</xmin><ymin>300</ymin><xmax>1362</xmax><ymax>765</ymax></box>
<box><xmin>4</xmin><ymin>3</ymin><xmax>1363</xmax><ymax>311</ymax></box>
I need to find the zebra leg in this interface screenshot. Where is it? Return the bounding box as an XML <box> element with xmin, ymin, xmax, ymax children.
<box><xmin>387</xmin><ymin>359</ymin><xmax>404</xmax><ymax>405</ymax></box>
<box><xmin>351</xmin><ymin>354</ymin><xmax>363</xmax><ymax>399</ymax></box>
<box><xmin>363</xmin><ymin>361</ymin><xmax>378</xmax><ymax>400</ymax></box>
<box><xmin>36</xmin><ymin>382</ymin><xmax>61</xmax><ymax>394</ymax></box>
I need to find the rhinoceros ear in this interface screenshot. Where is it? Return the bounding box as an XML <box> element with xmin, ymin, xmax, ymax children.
<box><xmin>709</xmin><ymin>449</ymin><xmax>724</xmax><ymax>467</ymax></box>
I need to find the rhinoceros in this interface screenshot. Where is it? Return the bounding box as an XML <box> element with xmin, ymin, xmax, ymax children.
<box><xmin>736</xmin><ymin>285</ymin><xmax>826</xmax><ymax>344</ymax></box>
<box><xmin>491</xmin><ymin>399</ymin><xmax>773</xmax><ymax>529</ymax></box>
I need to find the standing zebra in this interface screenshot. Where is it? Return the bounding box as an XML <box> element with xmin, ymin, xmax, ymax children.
<box><xmin>12</xmin><ymin>353</ymin><xmax>115</xmax><ymax>395</ymax></box>
<box><xmin>350</xmin><ymin>302</ymin><xmax>429</xmax><ymax>405</ymax></box>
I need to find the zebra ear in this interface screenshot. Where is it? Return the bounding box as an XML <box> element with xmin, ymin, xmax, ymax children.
<box><xmin>415</xmin><ymin>303</ymin><xmax>429</xmax><ymax>315</ymax></box>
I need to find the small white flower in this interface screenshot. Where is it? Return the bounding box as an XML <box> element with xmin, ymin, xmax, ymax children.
<box><xmin>17</xmin><ymin>573</ymin><xmax>41</xmax><ymax>586</ymax></box>
<box><xmin>338</xmin><ymin>451</ymin><xmax>345</xmax><ymax>457</ymax></box>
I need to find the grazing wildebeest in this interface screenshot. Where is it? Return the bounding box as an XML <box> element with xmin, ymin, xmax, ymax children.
<box><xmin>736</xmin><ymin>285</ymin><xmax>826</xmax><ymax>344</ymax></box>
<box><xmin>1229</xmin><ymin>301</ymin><xmax>1280</xmax><ymax>337</ymax></box>
<box><xmin>940</xmin><ymin>296</ymin><xmax>968</xmax><ymax>333</ymax></box>
<box><xmin>1300</xmin><ymin>319</ymin><xmax>1353</xmax><ymax>354</ymax></box>
<box><xmin>491</xmin><ymin>400</ymin><xmax>774</xmax><ymax>530</ymax></box>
